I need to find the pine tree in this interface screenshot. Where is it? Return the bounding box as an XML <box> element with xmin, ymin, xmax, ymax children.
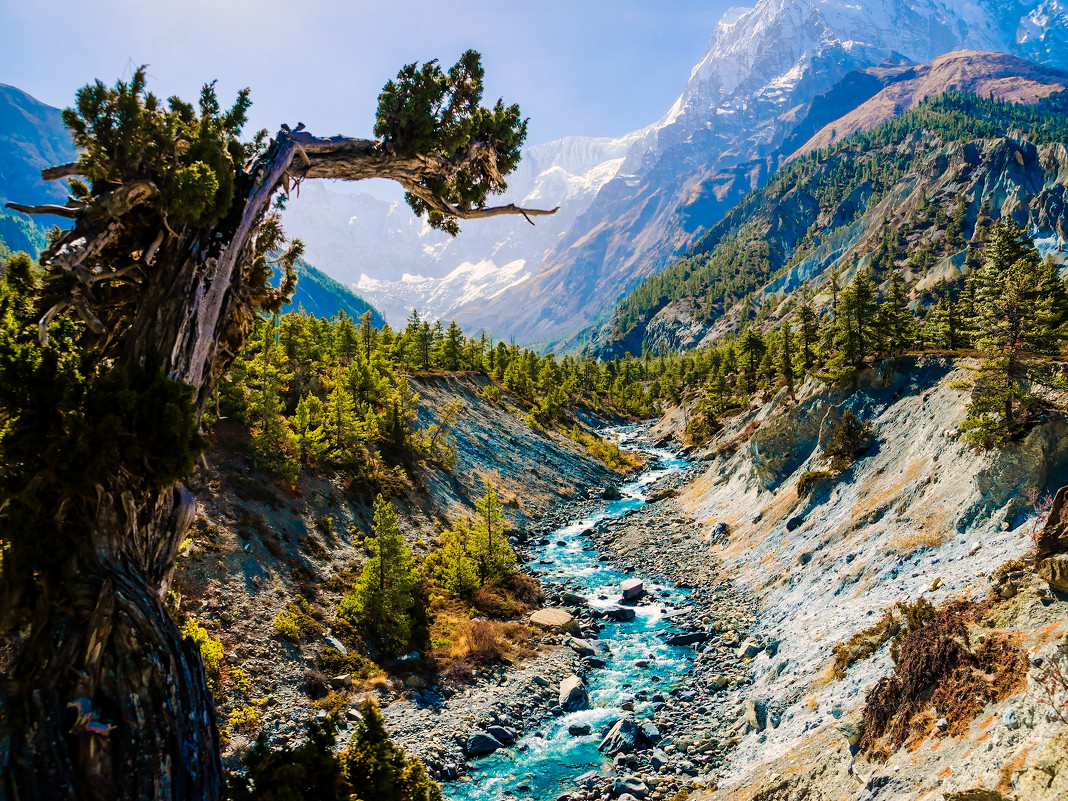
<box><xmin>338</xmin><ymin>495</ymin><xmax>415</xmax><ymax>654</ymax></box>
<box><xmin>962</xmin><ymin>220</ymin><xmax>1068</xmax><ymax>445</ymax></box>
<box><xmin>796</xmin><ymin>302</ymin><xmax>818</xmax><ymax>369</ymax></box>
<box><xmin>292</xmin><ymin>394</ymin><xmax>327</xmax><ymax>467</ymax></box>
<box><xmin>323</xmin><ymin>366</ymin><xmax>363</xmax><ymax>460</ymax></box>
<box><xmin>740</xmin><ymin>329</ymin><xmax>766</xmax><ymax>392</ymax></box>
<box><xmin>470</xmin><ymin>482</ymin><xmax>516</xmax><ymax>586</ymax></box>
<box><xmin>780</xmin><ymin>320</ymin><xmax>796</xmax><ymax>397</ymax></box>
<box><xmin>879</xmin><ymin>272</ymin><xmax>915</xmax><ymax>355</ymax></box>
<box><xmin>437</xmin><ymin>521</ymin><xmax>478</xmax><ymax>597</ymax></box>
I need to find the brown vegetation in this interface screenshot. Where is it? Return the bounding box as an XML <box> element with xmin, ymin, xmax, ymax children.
<box><xmin>860</xmin><ymin>600</ymin><xmax>1027</xmax><ymax>759</ymax></box>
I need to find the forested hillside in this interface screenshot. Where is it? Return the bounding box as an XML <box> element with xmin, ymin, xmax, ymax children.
<box><xmin>597</xmin><ymin>91</ymin><xmax>1068</xmax><ymax>359</ymax></box>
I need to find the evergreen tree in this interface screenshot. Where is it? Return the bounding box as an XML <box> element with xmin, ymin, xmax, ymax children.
<box><xmin>292</xmin><ymin>394</ymin><xmax>327</xmax><ymax>467</ymax></box>
<box><xmin>470</xmin><ymin>482</ymin><xmax>516</xmax><ymax>585</ymax></box>
<box><xmin>796</xmin><ymin>302</ymin><xmax>818</xmax><ymax>370</ymax></box>
<box><xmin>437</xmin><ymin>521</ymin><xmax>478</xmax><ymax>597</ymax></box>
<box><xmin>323</xmin><ymin>366</ymin><xmax>363</xmax><ymax>460</ymax></box>
<box><xmin>879</xmin><ymin>272</ymin><xmax>914</xmax><ymax>355</ymax></box>
<box><xmin>780</xmin><ymin>320</ymin><xmax>796</xmax><ymax>397</ymax></box>
<box><xmin>338</xmin><ymin>495</ymin><xmax>415</xmax><ymax>654</ymax></box>
<box><xmin>739</xmin><ymin>329</ymin><xmax>766</xmax><ymax>392</ymax></box>
<box><xmin>341</xmin><ymin>698</ymin><xmax>443</xmax><ymax>801</ymax></box>
<box><xmin>962</xmin><ymin>221</ymin><xmax>1068</xmax><ymax>445</ymax></box>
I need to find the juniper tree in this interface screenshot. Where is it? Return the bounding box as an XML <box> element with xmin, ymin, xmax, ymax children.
<box><xmin>796</xmin><ymin>302</ymin><xmax>818</xmax><ymax>370</ymax></box>
<box><xmin>780</xmin><ymin>320</ymin><xmax>796</xmax><ymax>397</ymax></box>
<box><xmin>740</xmin><ymin>328</ymin><xmax>766</xmax><ymax>392</ymax></box>
<box><xmin>0</xmin><ymin>53</ymin><xmax>552</xmax><ymax>799</ymax></box>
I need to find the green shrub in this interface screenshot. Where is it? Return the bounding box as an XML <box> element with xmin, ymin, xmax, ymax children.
<box><xmin>797</xmin><ymin>470</ymin><xmax>833</xmax><ymax>497</ymax></box>
<box><xmin>273</xmin><ymin>598</ymin><xmax>325</xmax><ymax>643</ymax></box>
<box><xmin>825</xmin><ymin>411</ymin><xmax>872</xmax><ymax>469</ymax></box>
<box><xmin>317</xmin><ymin>646</ymin><xmax>377</xmax><ymax>679</ymax></box>
<box><xmin>180</xmin><ymin>616</ymin><xmax>224</xmax><ymax>691</ymax></box>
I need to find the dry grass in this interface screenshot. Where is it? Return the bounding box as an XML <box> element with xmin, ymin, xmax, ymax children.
<box><xmin>889</xmin><ymin>528</ymin><xmax>946</xmax><ymax>554</ymax></box>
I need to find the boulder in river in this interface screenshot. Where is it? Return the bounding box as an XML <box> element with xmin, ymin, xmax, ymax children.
<box><xmin>665</xmin><ymin>631</ymin><xmax>707</xmax><ymax>646</ymax></box>
<box><xmin>605</xmin><ymin>607</ymin><xmax>636</xmax><ymax>622</ymax></box>
<box><xmin>529</xmin><ymin>608</ymin><xmax>579</xmax><ymax>633</ymax></box>
<box><xmin>562</xmin><ymin>591</ymin><xmax>587</xmax><ymax>606</ymax></box>
<box><xmin>614</xmin><ymin>776</ymin><xmax>650</xmax><ymax>798</ymax></box>
<box><xmin>568</xmin><ymin>723</ymin><xmax>592</xmax><ymax>736</ymax></box>
<box><xmin>559</xmin><ymin>674</ymin><xmax>590</xmax><ymax>712</ymax></box>
<box><xmin>485</xmin><ymin>725</ymin><xmax>517</xmax><ymax>744</ymax></box>
<box><xmin>602</xmin><ymin>485</ymin><xmax>623</xmax><ymax>500</ymax></box>
<box><xmin>568</xmin><ymin>637</ymin><xmax>596</xmax><ymax>657</ymax></box>
<box><xmin>465</xmin><ymin>730</ymin><xmax>504</xmax><ymax>757</ymax></box>
<box><xmin>620</xmin><ymin>578</ymin><xmax>644</xmax><ymax>601</ymax></box>
<box><xmin>599</xmin><ymin>717</ymin><xmax>645</xmax><ymax>755</ymax></box>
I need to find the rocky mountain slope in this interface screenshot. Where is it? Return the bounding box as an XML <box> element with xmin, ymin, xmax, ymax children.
<box><xmin>592</xmin><ymin>86</ymin><xmax>1068</xmax><ymax>357</ymax></box>
<box><xmin>647</xmin><ymin>358</ymin><xmax>1068</xmax><ymax>800</ymax></box>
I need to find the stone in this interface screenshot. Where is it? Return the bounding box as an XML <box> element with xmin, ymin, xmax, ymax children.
<box><xmin>786</xmin><ymin>516</ymin><xmax>804</xmax><ymax>531</ymax></box>
<box><xmin>529</xmin><ymin>608</ymin><xmax>580</xmax><ymax>633</ymax></box>
<box><xmin>568</xmin><ymin>723</ymin><xmax>592</xmax><ymax>736</ymax></box>
<box><xmin>935</xmin><ymin>717</ymin><xmax>949</xmax><ymax>732</ymax></box>
<box><xmin>599</xmin><ymin>717</ymin><xmax>645</xmax><ymax>755</ymax></box>
<box><xmin>744</xmin><ymin>698</ymin><xmax>767</xmax><ymax>732</ymax></box>
<box><xmin>640</xmin><ymin>721</ymin><xmax>661</xmax><ymax>743</ymax></box>
<box><xmin>1036</xmin><ymin>554</ymin><xmax>1068</xmax><ymax>591</ymax></box>
<box><xmin>465</xmin><ymin>731</ymin><xmax>504</xmax><ymax>757</ymax></box>
<box><xmin>621</xmin><ymin>579</ymin><xmax>645</xmax><ymax>601</ymax></box>
<box><xmin>532</xmin><ymin>676</ymin><xmax>550</xmax><ymax>687</ymax></box>
<box><xmin>329</xmin><ymin>673</ymin><xmax>352</xmax><ymax>689</ymax></box>
<box><xmin>737</xmin><ymin>639</ymin><xmax>762</xmax><ymax>659</ymax></box>
<box><xmin>613</xmin><ymin>776</ymin><xmax>650</xmax><ymax>798</ymax></box>
<box><xmin>834</xmin><ymin>722</ymin><xmax>863</xmax><ymax>747</ymax></box>
<box><xmin>602</xmin><ymin>485</ymin><xmax>623</xmax><ymax>500</ymax></box>
<box><xmin>325</xmin><ymin>635</ymin><xmax>348</xmax><ymax>654</ymax></box>
<box><xmin>393</xmin><ymin>651</ymin><xmax>422</xmax><ymax>666</ymax></box>
<box><xmin>665</xmin><ymin>632</ymin><xmax>707</xmax><ymax>647</ymax></box>
<box><xmin>569</xmin><ymin>637</ymin><xmax>596</xmax><ymax>657</ymax></box>
<box><xmin>1001</xmin><ymin>709</ymin><xmax>1020</xmax><ymax>730</ymax></box>
<box><xmin>708</xmin><ymin>674</ymin><xmax>729</xmax><ymax>691</ymax></box>
<box><xmin>650</xmin><ymin>748</ymin><xmax>670</xmax><ymax>771</ymax></box>
<box><xmin>559</xmin><ymin>674</ymin><xmax>590</xmax><ymax>712</ymax></box>
<box><xmin>574</xmin><ymin>770</ymin><xmax>601</xmax><ymax>789</ymax></box>
<box><xmin>485</xmin><ymin>725</ymin><xmax>517</xmax><ymax>744</ymax></box>
<box><xmin>403</xmin><ymin>675</ymin><xmax>424</xmax><ymax>688</ymax></box>
<box><xmin>562</xmin><ymin>591</ymin><xmax>588</xmax><ymax>606</ymax></box>
<box><xmin>605</xmin><ymin>607</ymin><xmax>636</xmax><ymax>622</ymax></box>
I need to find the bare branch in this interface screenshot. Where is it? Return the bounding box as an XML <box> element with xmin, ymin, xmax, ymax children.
<box><xmin>6</xmin><ymin>201</ymin><xmax>80</xmax><ymax>219</ymax></box>
<box><xmin>42</xmin><ymin>162</ymin><xmax>81</xmax><ymax>181</ymax></box>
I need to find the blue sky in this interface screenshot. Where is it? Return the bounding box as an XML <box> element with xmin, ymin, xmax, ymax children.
<box><xmin>0</xmin><ymin>0</ymin><xmax>734</xmax><ymax>146</ymax></box>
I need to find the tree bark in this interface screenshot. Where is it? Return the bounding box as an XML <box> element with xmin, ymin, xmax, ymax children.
<box><xmin>2</xmin><ymin>128</ymin><xmax>554</xmax><ymax>800</ymax></box>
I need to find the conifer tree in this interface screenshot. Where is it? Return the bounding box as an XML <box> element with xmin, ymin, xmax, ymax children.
<box><xmin>292</xmin><ymin>394</ymin><xmax>327</xmax><ymax>467</ymax></box>
<box><xmin>323</xmin><ymin>366</ymin><xmax>363</xmax><ymax>459</ymax></box>
<box><xmin>780</xmin><ymin>320</ymin><xmax>796</xmax><ymax>397</ymax></box>
<box><xmin>470</xmin><ymin>482</ymin><xmax>516</xmax><ymax>585</ymax></box>
<box><xmin>338</xmin><ymin>495</ymin><xmax>415</xmax><ymax>654</ymax></box>
<box><xmin>437</xmin><ymin>521</ymin><xmax>478</xmax><ymax>597</ymax></box>
<box><xmin>740</xmin><ymin>329</ymin><xmax>766</xmax><ymax>392</ymax></box>
<box><xmin>796</xmin><ymin>302</ymin><xmax>818</xmax><ymax>370</ymax></box>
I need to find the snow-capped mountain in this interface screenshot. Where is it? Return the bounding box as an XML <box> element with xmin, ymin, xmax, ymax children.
<box><xmin>283</xmin><ymin>133</ymin><xmax>639</xmax><ymax>325</ymax></box>
<box><xmin>286</xmin><ymin>0</ymin><xmax>1068</xmax><ymax>342</ymax></box>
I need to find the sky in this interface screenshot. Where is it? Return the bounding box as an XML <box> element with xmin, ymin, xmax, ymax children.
<box><xmin>0</xmin><ymin>0</ymin><xmax>734</xmax><ymax>147</ymax></box>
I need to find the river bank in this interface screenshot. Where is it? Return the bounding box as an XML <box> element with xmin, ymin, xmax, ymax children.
<box><xmin>377</xmin><ymin>427</ymin><xmax>761</xmax><ymax>801</ymax></box>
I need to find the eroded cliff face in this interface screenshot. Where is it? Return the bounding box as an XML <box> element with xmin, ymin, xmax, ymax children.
<box><xmin>663</xmin><ymin>358</ymin><xmax>1068</xmax><ymax>800</ymax></box>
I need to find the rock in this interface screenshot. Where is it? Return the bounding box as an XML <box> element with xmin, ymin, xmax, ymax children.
<box><xmin>665</xmin><ymin>632</ymin><xmax>707</xmax><ymax>646</ymax></box>
<box><xmin>935</xmin><ymin>717</ymin><xmax>949</xmax><ymax>732</ymax></box>
<box><xmin>599</xmin><ymin>717</ymin><xmax>644</xmax><ymax>755</ymax></box>
<box><xmin>1036</xmin><ymin>554</ymin><xmax>1068</xmax><ymax>591</ymax></box>
<box><xmin>529</xmin><ymin>608</ymin><xmax>580</xmax><ymax>633</ymax></box>
<box><xmin>613</xmin><ymin>776</ymin><xmax>650</xmax><ymax>798</ymax></box>
<box><xmin>393</xmin><ymin>651</ymin><xmax>422</xmax><ymax>667</ymax></box>
<box><xmin>325</xmin><ymin>635</ymin><xmax>348</xmax><ymax>655</ymax></box>
<box><xmin>586</xmin><ymin>656</ymin><xmax>607</xmax><ymax>668</ymax></box>
<box><xmin>569</xmin><ymin>637</ymin><xmax>596</xmax><ymax>657</ymax></box>
<box><xmin>786</xmin><ymin>516</ymin><xmax>804</xmax><ymax>531</ymax></box>
<box><xmin>329</xmin><ymin>673</ymin><xmax>352</xmax><ymax>689</ymax></box>
<box><xmin>834</xmin><ymin>722</ymin><xmax>863</xmax><ymax>747</ymax></box>
<box><xmin>969</xmin><ymin>541</ymin><xmax>981</xmax><ymax>556</ymax></box>
<box><xmin>928</xmin><ymin>576</ymin><xmax>943</xmax><ymax>591</ymax></box>
<box><xmin>559</xmin><ymin>674</ymin><xmax>590</xmax><ymax>712</ymax></box>
<box><xmin>744</xmin><ymin>698</ymin><xmax>767</xmax><ymax>732</ymax></box>
<box><xmin>708</xmin><ymin>674</ymin><xmax>729</xmax><ymax>691</ymax></box>
<box><xmin>640</xmin><ymin>721</ymin><xmax>661</xmax><ymax>743</ymax></box>
<box><xmin>647</xmin><ymin>488</ymin><xmax>677</xmax><ymax>503</ymax></box>
<box><xmin>605</xmin><ymin>607</ymin><xmax>636</xmax><ymax>622</ymax></box>
<box><xmin>403</xmin><ymin>675</ymin><xmax>424</xmax><ymax>688</ymax></box>
<box><xmin>997</xmin><ymin>582</ymin><xmax>1018</xmax><ymax>599</ymax></box>
<box><xmin>574</xmin><ymin>770</ymin><xmax>601</xmax><ymax>789</ymax></box>
<box><xmin>1035</xmin><ymin>485</ymin><xmax>1068</xmax><ymax>557</ymax></box>
<box><xmin>1001</xmin><ymin>709</ymin><xmax>1020</xmax><ymax>730</ymax></box>
<box><xmin>737</xmin><ymin>639</ymin><xmax>762</xmax><ymax>659</ymax></box>
<box><xmin>650</xmin><ymin>748</ymin><xmax>670</xmax><ymax>771</ymax></box>
<box><xmin>562</xmin><ymin>591</ymin><xmax>588</xmax><ymax>606</ymax></box>
<box><xmin>532</xmin><ymin>676</ymin><xmax>550</xmax><ymax>687</ymax></box>
<box><xmin>621</xmin><ymin>579</ymin><xmax>645</xmax><ymax>601</ymax></box>
<box><xmin>602</xmin><ymin>485</ymin><xmax>623</xmax><ymax>500</ymax></box>
<box><xmin>465</xmin><ymin>731</ymin><xmax>504</xmax><ymax>757</ymax></box>
<box><xmin>568</xmin><ymin>723</ymin><xmax>592</xmax><ymax>736</ymax></box>
<box><xmin>764</xmin><ymin>640</ymin><xmax>780</xmax><ymax>658</ymax></box>
<box><xmin>485</xmin><ymin>725</ymin><xmax>517</xmax><ymax>744</ymax></box>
